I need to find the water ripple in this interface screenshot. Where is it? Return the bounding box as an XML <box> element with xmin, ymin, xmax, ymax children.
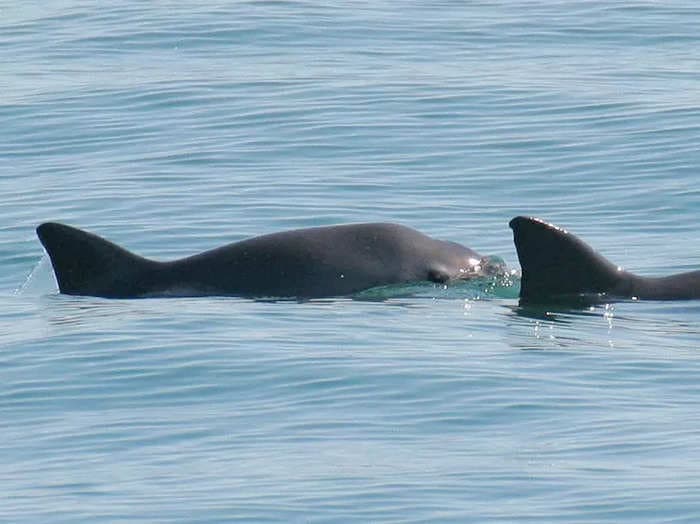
<box><xmin>3</xmin><ymin>1</ymin><xmax>700</xmax><ymax>522</ymax></box>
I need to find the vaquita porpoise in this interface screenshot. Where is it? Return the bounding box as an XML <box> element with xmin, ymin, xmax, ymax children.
<box><xmin>510</xmin><ymin>216</ymin><xmax>700</xmax><ymax>302</ymax></box>
<box><xmin>37</xmin><ymin>218</ymin><xmax>700</xmax><ymax>302</ymax></box>
<box><xmin>36</xmin><ymin>222</ymin><xmax>504</xmax><ymax>299</ymax></box>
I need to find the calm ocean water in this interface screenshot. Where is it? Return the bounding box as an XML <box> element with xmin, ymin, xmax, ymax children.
<box><xmin>3</xmin><ymin>1</ymin><xmax>700</xmax><ymax>522</ymax></box>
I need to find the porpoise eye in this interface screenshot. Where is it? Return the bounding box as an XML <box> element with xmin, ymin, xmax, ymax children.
<box><xmin>427</xmin><ymin>268</ymin><xmax>450</xmax><ymax>283</ymax></box>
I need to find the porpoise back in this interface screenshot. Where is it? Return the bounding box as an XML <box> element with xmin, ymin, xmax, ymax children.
<box><xmin>510</xmin><ymin>216</ymin><xmax>700</xmax><ymax>302</ymax></box>
<box><xmin>37</xmin><ymin>222</ymin><xmax>497</xmax><ymax>299</ymax></box>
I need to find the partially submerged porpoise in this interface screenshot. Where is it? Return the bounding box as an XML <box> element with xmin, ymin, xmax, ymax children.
<box><xmin>510</xmin><ymin>216</ymin><xmax>700</xmax><ymax>302</ymax></box>
<box><xmin>36</xmin><ymin>222</ymin><xmax>503</xmax><ymax>299</ymax></box>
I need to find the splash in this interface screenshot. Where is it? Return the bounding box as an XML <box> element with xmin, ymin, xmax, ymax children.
<box><xmin>14</xmin><ymin>255</ymin><xmax>57</xmax><ymax>296</ymax></box>
<box><xmin>353</xmin><ymin>268</ymin><xmax>521</xmax><ymax>301</ymax></box>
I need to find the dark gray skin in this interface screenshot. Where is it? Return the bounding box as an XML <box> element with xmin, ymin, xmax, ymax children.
<box><xmin>36</xmin><ymin>222</ymin><xmax>501</xmax><ymax>299</ymax></box>
<box><xmin>510</xmin><ymin>216</ymin><xmax>700</xmax><ymax>302</ymax></box>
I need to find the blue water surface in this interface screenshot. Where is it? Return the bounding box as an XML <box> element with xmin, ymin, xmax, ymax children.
<box><xmin>3</xmin><ymin>2</ymin><xmax>700</xmax><ymax>522</ymax></box>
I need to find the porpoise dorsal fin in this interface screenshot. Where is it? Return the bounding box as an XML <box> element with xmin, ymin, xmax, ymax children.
<box><xmin>36</xmin><ymin>222</ymin><xmax>158</xmax><ymax>298</ymax></box>
<box><xmin>509</xmin><ymin>216</ymin><xmax>626</xmax><ymax>302</ymax></box>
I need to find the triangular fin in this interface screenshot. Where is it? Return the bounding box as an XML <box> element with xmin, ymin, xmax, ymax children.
<box><xmin>509</xmin><ymin>217</ymin><xmax>625</xmax><ymax>302</ymax></box>
<box><xmin>36</xmin><ymin>222</ymin><xmax>157</xmax><ymax>298</ymax></box>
